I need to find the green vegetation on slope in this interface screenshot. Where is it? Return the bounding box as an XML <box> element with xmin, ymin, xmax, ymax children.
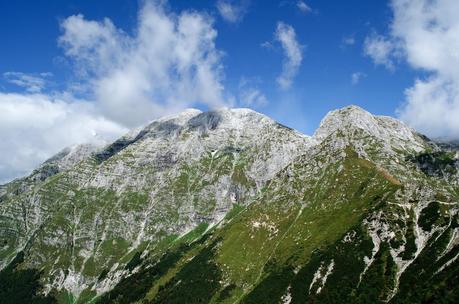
<box><xmin>0</xmin><ymin>252</ymin><xmax>56</xmax><ymax>304</ymax></box>
<box><xmin>2</xmin><ymin>107</ymin><xmax>459</xmax><ymax>304</ymax></box>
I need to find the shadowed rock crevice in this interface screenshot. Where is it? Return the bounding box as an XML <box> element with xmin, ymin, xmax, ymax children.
<box><xmin>186</xmin><ymin>111</ymin><xmax>222</xmax><ymax>132</ymax></box>
<box><xmin>94</xmin><ymin>120</ymin><xmax>182</xmax><ymax>164</ymax></box>
<box><xmin>94</xmin><ymin>129</ymin><xmax>149</xmax><ymax>163</ymax></box>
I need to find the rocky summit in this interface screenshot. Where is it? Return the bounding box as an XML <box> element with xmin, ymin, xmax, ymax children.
<box><xmin>1</xmin><ymin>106</ymin><xmax>458</xmax><ymax>304</ymax></box>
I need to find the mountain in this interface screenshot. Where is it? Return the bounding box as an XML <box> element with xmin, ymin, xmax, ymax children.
<box><xmin>1</xmin><ymin>106</ymin><xmax>458</xmax><ymax>304</ymax></box>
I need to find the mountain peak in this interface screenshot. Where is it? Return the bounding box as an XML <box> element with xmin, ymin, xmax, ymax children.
<box><xmin>156</xmin><ymin>107</ymin><xmax>278</xmax><ymax>135</ymax></box>
<box><xmin>141</xmin><ymin>108</ymin><xmax>271</xmax><ymax>134</ymax></box>
<box><xmin>156</xmin><ymin>108</ymin><xmax>203</xmax><ymax>125</ymax></box>
<box><xmin>313</xmin><ymin>105</ymin><xmax>425</xmax><ymax>152</ymax></box>
<box><xmin>314</xmin><ymin>105</ymin><xmax>376</xmax><ymax>139</ymax></box>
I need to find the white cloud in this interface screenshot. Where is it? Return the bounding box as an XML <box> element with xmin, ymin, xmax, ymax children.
<box><xmin>0</xmin><ymin>1</ymin><xmax>231</xmax><ymax>183</ymax></box>
<box><xmin>275</xmin><ymin>22</ymin><xmax>303</xmax><ymax>89</ymax></box>
<box><xmin>216</xmin><ymin>0</ymin><xmax>249</xmax><ymax>23</ymax></box>
<box><xmin>390</xmin><ymin>0</ymin><xmax>459</xmax><ymax>77</ymax></box>
<box><xmin>365</xmin><ymin>0</ymin><xmax>459</xmax><ymax>138</ymax></box>
<box><xmin>297</xmin><ymin>1</ymin><xmax>312</xmax><ymax>14</ymax></box>
<box><xmin>363</xmin><ymin>33</ymin><xmax>397</xmax><ymax>69</ymax></box>
<box><xmin>398</xmin><ymin>77</ymin><xmax>459</xmax><ymax>139</ymax></box>
<box><xmin>3</xmin><ymin>72</ymin><xmax>52</xmax><ymax>93</ymax></box>
<box><xmin>351</xmin><ymin>72</ymin><xmax>366</xmax><ymax>85</ymax></box>
<box><xmin>60</xmin><ymin>2</ymin><xmax>228</xmax><ymax>127</ymax></box>
<box><xmin>58</xmin><ymin>15</ymin><xmax>126</xmax><ymax>78</ymax></box>
<box><xmin>0</xmin><ymin>92</ymin><xmax>126</xmax><ymax>183</ymax></box>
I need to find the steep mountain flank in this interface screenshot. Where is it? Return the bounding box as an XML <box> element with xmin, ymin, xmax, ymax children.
<box><xmin>1</xmin><ymin>106</ymin><xmax>458</xmax><ymax>303</ymax></box>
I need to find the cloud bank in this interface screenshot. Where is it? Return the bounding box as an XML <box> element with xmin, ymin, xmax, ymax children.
<box><xmin>0</xmin><ymin>92</ymin><xmax>126</xmax><ymax>183</ymax></box>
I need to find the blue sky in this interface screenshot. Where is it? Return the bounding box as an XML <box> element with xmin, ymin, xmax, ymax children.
<box><xmin>1</xmin><ymin>0</ymin><xmax>413</xmax><ymax>134</ymax></box>
<box><xmin>1</xmin><ymin>0</ymin><xmax>458</xmax><ymax>182</ymax></box>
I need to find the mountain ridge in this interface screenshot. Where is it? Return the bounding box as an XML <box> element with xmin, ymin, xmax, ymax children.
<box><xmin>1</xmin><ymin>105</ymin><xmax>458</xmax><ymax>304</ymax></box>
<box><xmin>0</xmin><ymin>105</ymin><xmax>429</xmax><ymax>187</ymax></box>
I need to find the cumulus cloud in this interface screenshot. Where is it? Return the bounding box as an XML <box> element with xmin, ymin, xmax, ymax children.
<box><xmin>1</xmin><ymin>1</ymin><xmax>231</xmax><ymax>183</ymax></box>
<box><xmin>351</xmin><ymin>72</ymin><xmax>366</xmax><ymax>85</ymax></box>
<box><xmin>3</xmin><ymin>72</ymin><xmax>52</xmax><ymax>93</ymax></box>
<box><xmin>366</xmin><ymin>0</ymin><xmax>459</xmax><ymax>138</ymax></box>
<box><xmin>0</xmin><ymin>93</ymin><xmax>126</xmax><ymax>183</ymax></box>
<box><xmin>275</xmin><ymin>22</ymin><xmax>303</xmax><ymax>89</ymax></box>
<box><xmin>297</xmin><ymin>1</ymin><xmax>311</xmax><ymax>14</ymax></box>
<box><xmin>216</xmin><ymin>0</ymin><xmax>250</xmax><ymax>23</ymax></box>
<box><xmin>60</xmin><ymin>2</ymin><xmax>227</xmax><ymax>127</ymax></box>
<box><xmin>398</xmin><ymin>78</ymin><xmax>459</xmax><ymax>139</ymax></box>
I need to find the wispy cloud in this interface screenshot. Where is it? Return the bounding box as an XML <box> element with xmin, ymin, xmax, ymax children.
<box><xmin>296</xmin><ymin>1</ymin><xmax>312</xmax><ymax>14</ymax></box>
<box><xmin>351</xmin><ymin>72</ymin><xmax>366</xmax><ymax>85</ymax></box>
<box><xmin>238</xmin><ymin>77</ymin><xmax>268</xmax><ymax>107</ymax></box>
<box><xmin>341</xmin><ymin>35</ymin><xmax>355</xmax><ymax>48</ymax></box>
<box><xmin>216</xmin><ymin>0</ymin><xmax>250</xmax><ymax>23</ymax></box>
<box><xmin>275</xmin><ymin>22</ymin><xmax>304</xmax><ymax>89</ymax></box>
<box><xmin>3</xmin><ymin>72</ymin><xmax>52</xmax><ymax>93</ymax></box>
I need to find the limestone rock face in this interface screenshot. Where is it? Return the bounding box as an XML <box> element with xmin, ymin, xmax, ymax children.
<box><xmin>1</xmin><ymin>106</ymin><xmax>458</xmax><ymax>304</ymax></box>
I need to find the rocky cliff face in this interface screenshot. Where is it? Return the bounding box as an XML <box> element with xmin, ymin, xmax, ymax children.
<box><xmin>1</xmin><ymin>106</ymin><xmax>458</xmax><ymax>304</ymax></box>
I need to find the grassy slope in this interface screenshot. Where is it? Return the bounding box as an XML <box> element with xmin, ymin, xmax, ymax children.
<box><xmin>94</xmin><ymin>147</ymin><xmax>405</xmax><ymax>303</ymax></box>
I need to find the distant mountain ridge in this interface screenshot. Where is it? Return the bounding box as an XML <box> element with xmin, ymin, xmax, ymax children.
<box><xmin>1</xmin><ymin>106</ymin><xmax>458</xmax><ymax>303</ymax></box>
